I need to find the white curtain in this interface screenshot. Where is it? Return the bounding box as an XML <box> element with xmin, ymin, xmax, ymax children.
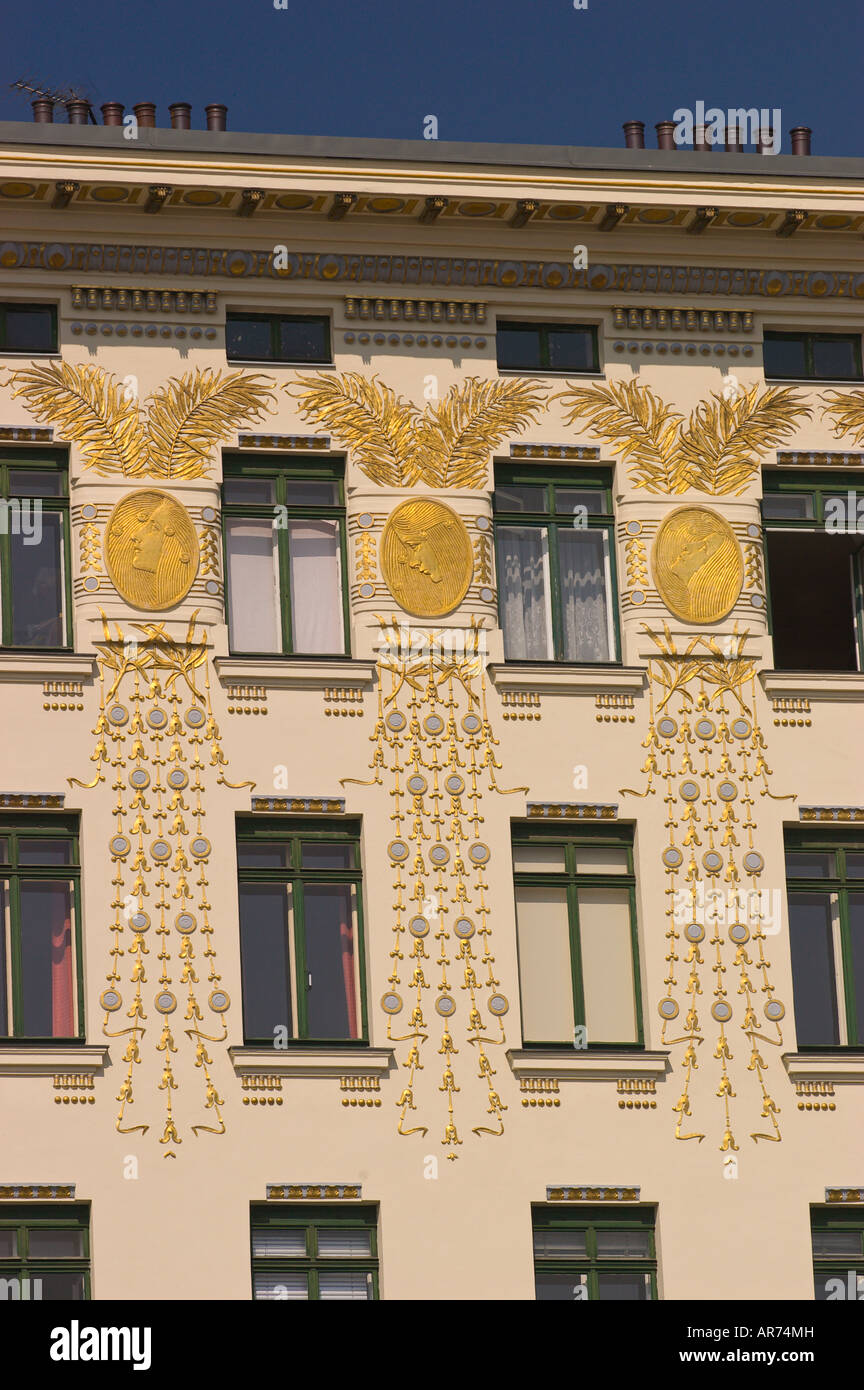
<box><xmin>559</xmin><ymin>530</ymin><xmax>611</xmax><ymax>662</ymax></box>
<box><xmin>225</xmin><ymin>520</ymin><xmax>281</xmax><ymax>652</ymax></box>
<box><xmin>497</xmin><ymin>526</ymin><xmax>553</xmax><ymax>660</ymax></box>
<box><xmin>288</xmin><ymin>520</ymin><xmax>344</xmax><ymax>654</ymax></box>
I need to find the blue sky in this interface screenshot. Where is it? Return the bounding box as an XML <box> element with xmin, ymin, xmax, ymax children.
<box><xmin>1</xmin><ymin>0</ymin><xmax>860</xmax><ymax>156</ymax></box>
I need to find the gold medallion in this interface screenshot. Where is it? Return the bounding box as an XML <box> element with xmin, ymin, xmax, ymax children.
<box><xmin>105</xmin><ymin>490</ymin><xmax>199</xmax><ymax>611</ymax></box>
<box><xmin>380</xmin><ymin>499</ymin><xmax>474</xmax><ymax>618</ymax></box>
<box><xmin>651</xmin><ymin>506</ymin><xmax>743</xmax><ymax>624</ymax></box>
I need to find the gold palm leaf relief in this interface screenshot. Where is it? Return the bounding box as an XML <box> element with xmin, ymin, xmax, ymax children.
<box><xmin>678</xmin><ymin>385</ymin><xmax>811</xmax><ymax>496</ymax></box>
<box><xmin>413</xmin><ymin>376</ymin><xmax>547</xmax><ymax>489</ymax></box>
<box><xmin>287</xmin><ymin>372</ymin><xmax>417</xmax><ymax>487</ymax></box>
<box><xmin>554</xmin><ymin>379</ymin><xmax>690</xmax><ymax>493</ymax></box>
<box><xmin>8</xmin><ymin>361</ymin><xmax>148</xmax><ymax>477</ymax></box>
<box><xmin>145</xmin><ymin>368</ymin><xmax>275</xmax><ymax>479</ymax></box>
<box><xmin>820</xmin><ymin>388</ymin><xmax>864</xmax><ymax>447</ymax></box>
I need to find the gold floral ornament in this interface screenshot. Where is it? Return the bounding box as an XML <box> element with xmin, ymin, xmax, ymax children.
<box><xmin>821</xmin><ymin>388</ymin><xmax>864</xmax><ymax>446</ymax></box>
<box><xmin>288</xmin><ymin>373</ymin><xmax>546</xmax><ymax>489</ymax></box>
<box><xmin>105</xmin><ymin>490</ymin><xmax>199</xmax><ymax>611</ymax></box>
<box><xmin>652</xmin><ymin>507</ymin><xmax>744</xmax><ymax>623</ymax></box>
<box><xmin>8</xmin><ymin>362</ymin><xmax>274</xmax><ymax>479</ymax></box>
<box><xmin>380</xmin><ymin>499</ymin><xmax>474</xmax><ymax>618</ymax></box>
<box><xmin>554</xmin><ymin>379</ymin><xmax>810</xmax><ymax>495</ymax></box>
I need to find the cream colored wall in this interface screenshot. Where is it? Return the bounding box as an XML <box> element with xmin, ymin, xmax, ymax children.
<box><xmin>0</xmin><ymin>144</ymin><xmax>862</xmax><ymax>1299</ymax></box>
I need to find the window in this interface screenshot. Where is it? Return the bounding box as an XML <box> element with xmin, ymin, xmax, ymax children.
<box><xmin>785</xmin><ymin>830</ymin><xmax>864</xmax><ymax>1047</ymax></box>
<box><xmin>251</xmin><ymin>1205</ymin><xmax>378</xmax><ymax>1300</ymax></box>
<box><xmin>512</xmin><ymin>825</ymin><xmax>642</xmax><ymax>1047</ymax></box>
<box><xmin>0</xmin><ymin>817</ymin><xmax>82</xmax><ymax>1041</ymax></box>
<box><xmin>497</xmin><ymin>321</ymin><xmax>598</xmax><ymax>373</ymax></box>
<box><xmin>533</xmin><ymin>1206</ymin><xmax>656</xmax><ymax>1301</ymax></box>
<box><xmin>494</xmin><ymin>468</ymin><xmax>617</xmax><ymax>662</ymax></box>
<box><xmin>0</xmin><ymin>303</ymin><xmax>57</xmax><ymax>355</ymax></box>
<box><xmin>222</xmin><ymin>458</ymin><xmax>347</xmax><ymax>655</ymax></box>
<box><xmin>0</xmin><ymin>1205</ymin><xmax>89</xmax><ymax>1300</ymax></box>
<box><xmin>812</xmin><ymin>1209</ymin><xmax>864</xmax><ymax>1300</ymax></box>
<box><xmin>0</xmin><ymin>453</ymin><xmax>70</xmax><ymax>649</ymax></box>
<box><xmin>226</xmin><ymin>313</ymin><xmax>330</xmax><ymax>365</ymax></box>
<box><xmin>762</xmin><ymin>473</ymin><xmax>864</xmax><ymax>671</ymax></box>
<box><xmin>763</xmin><ymin>331</ymin><xmax>861</xmax><ymax>382</ymax></box>
<box><xmin>237</xmin><ymin>819</ymin><xmax>365</xmax><ymax>1044</ymax></box>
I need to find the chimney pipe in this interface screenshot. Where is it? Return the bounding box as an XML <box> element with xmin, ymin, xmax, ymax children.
<box><xmin>66</xmin><ymin>100</ymin><xmax>91</xmax><ymax>125</ymax></box>
<box><xmin>756</xmin><ymin>128</ymin><xmax>774</xmax><ymax>154</ymax></box>
<box><xmin>133</xmin><ymin>102</ymin><xmax>157</xmax><ymax>128</ymax></box>
<box><xmin>790</xmin><ymin>125</ymin><xmax>812</xmax><ymax>155</ymax></box>
<box><xmin>169</xmin><ymin>102</ymin><xmax>192</xmax><ymax>130</ymax></box>
<box><xmin>205</xmin><ymin>103</ymin><xmax>228</xmax><ymax>132</ymax></box>
<box><xmin>725</xmin><ymin>128</ymin><xmax>744</xmax><ymax>153</ymax></box>
<box><xmin>655</xmin><ymin>120</ymin><xmax>676</xmax><ymax>150</ymax></box>
<box><xmin>32</xmin><ymin>99</ymin><xmax>54</xmax><ymax>123</ymax></box>
<box><xmin>622</xmin><ymin>120</ymin><xmax>645</xmax><ymax>150</ymax></box>
<box><xmin>101</xmin><ymin>102</ymin><xmax>125</xmax><ymax>126</ymax></box>
<box><xmin>694</xmin><ymin>124</ymin><xmax>710</xmax><ymax>152</ymax></box>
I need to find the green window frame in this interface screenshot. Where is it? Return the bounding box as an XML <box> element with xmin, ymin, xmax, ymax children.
<box><xmin>0</xmin><ymin>815</ymin><xmax>84</xmax><ymax>1042</ymax></box>
<box><xmin>0</xmin><ymin>303</ymin><xmax>57</xmax><ymax>354</ymax></box>
<box><xmin>496</xmin><ymin>320</ymin><xmax>599</xmax><ymax>374</ymax></box>
<box><xmin>250</xmin><ymin>1204</ymin><xmax>378</xmax><ymax>1300</ymax></box>
<box><xmin>785</xmin><ymin>828</ymin><xmax>864</xmax><ymax>1048</ymax></box>
<box><xmin>533</xmin><ymin>1205</ymin><xmax>657</xmax><ymax>1301</ymax></box>
<box><xmin>0</xmin><ymin>1204</ymin><xmax>90</xmax><ymax>1301</ymax></box>
<box><xmin>812</xmin><ymin>1208</ymin><xmax>864</xmax><ymax>1300</ymax></box>
<box><xmin>512</xmin><ymin>822</ymin><xmax>643</xmax><ymax>1048</ymax></box>
<box><xmin>0</xmin><ymin>451</ymin><xmax>71</xmax><ymax>650</ymax></box>
<box><xmin>225</xmin><ymin>312</ymin><xmax>331</xmax><ymax>365</ymax></box>
<box><xmin>222</xmin><ymin>455</ymin><xmax>349</xmax><ymax>657</ymax></box>
<box><xmin>236</xmin><ymin>817</ymin><xmax>367</xmax><ymax>1045</ymax></box>
<box><xmin>763</xmin><ymin>330</ymin><xmax>862</xmax><ymax>382</ymax></box>
<box><xmin>493</xmin><ymin>465</ymin><xmax>619</xmax><ymax>663</ymax></box>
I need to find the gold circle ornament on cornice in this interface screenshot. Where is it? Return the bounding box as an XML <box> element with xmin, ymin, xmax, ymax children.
<box><xmin>651</xmin><ymin>506</ymin><xmax>744</xmax><ymax>624</ymax></box>
<box><xmin>105</xmin><ymin>489</ymin><xmax>199</xmax><ymax>611</ymax></box>
<box><xmin>380</xmin><ymin>498</ymin><xmax>474</xmax><ymax>618</ymax></box>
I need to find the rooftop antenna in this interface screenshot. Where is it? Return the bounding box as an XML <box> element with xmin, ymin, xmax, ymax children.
<box><xmin>9</xmin><ymin>77</ymin><xmax>97</xmax><ymax>121</ymax></box>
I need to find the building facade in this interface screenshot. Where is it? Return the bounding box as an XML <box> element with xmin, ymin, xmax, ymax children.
<box><xmin>0</xmin><ymin>110</ymin><xmax>863</xmax><ymax>1301</ymax></box>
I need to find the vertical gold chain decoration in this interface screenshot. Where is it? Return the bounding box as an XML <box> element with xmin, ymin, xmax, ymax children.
<box><xmin>71</xmin><ymin>613</ymin><xmax>253</xmax><ymax>1155</ymax></box>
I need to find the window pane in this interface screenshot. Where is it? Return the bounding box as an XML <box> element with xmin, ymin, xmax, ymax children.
<box><xmin>596</xmin><ymin>1230</ymin><xmax>651</xmax><ymax>1258</ymax></box>
<box><xmin>848</xmin><ymin>893</ymin><xmax>864</xmax><ymax>1044</ymax></box>
<box><xmin>558</xmin><ymin>529</ymin><xmax>612</xmax><ymax>662</ymax></box>
<box><xmin>845</xmin><ymin>853</ymin><xmax>864</xmax><ymax>879</ymax></box>
<box><xmin>317</xmin><ymin>1229</ymin><xmax>372</xmax><ymax>1258</ymax></box>
<box><xmin>512</xmin><ymin>844</ymin><xmax>566</xmax><ymax>873</ymax></box>
<box><xmin>497</xmin><ymin>526</ymin><xmax>552</xmax><ymax>660</ymax></box>
<box><xmin>239</xmin><ymin>883</ymin><xmax>292</xmax><ymax>1040</ymax></box>
<box><xmin>547</xmin><ymin>328</ymin><xmax>595</xmax><ymax>372</ymax></box>
<box><xmin>237</xmin><ymin>842</ymin><xmax>290</xmax><ymax>869</ymax></box>
<box><xmin>788</xmin><ymin>893</ymin><xmax>840</xmax><ymax>1045</ymax></box>
<box><xmin>515</xmin><ymin>885</ymin><xmax>574</xmax><ymax>1042</ymax></box>
<box><xmin>278</xmin><ymin>318</ymin><xmax>329</xmax><ymax>363</ymax></box>
<box><xmin>786</xmin><ymin>851</ymin><xmax>833</xmax><ymax>878</ymax></box>
<box><xmin>8</xmin><ymin>470</ymin><xmax>64</xmax><ymax>497</ymax></box>
<box><xmin>253</xmin><ymin>1272</ymin><xmax>308</xmax><ymax>1299</ymax></box>
<box><xmin>18</xmin><ymin>838</ymin><xmax>72</xmax><ymax>866</ymax></box>
<box><xmin>763</xmin><ymin>335</ymin><xmax>807</xmax><ymax>378</ymax></box>
<box><xmin>301</xmin><ymin>843</ymin><xmax>352</xmax><ymax>870</ymax></box>
<box><xmin>0</xmin><ymin>1231</ymin><xmax>16</xmax><ymax>1256</ymax></box>
<box><xmin>318</xmin><ymin>1270</ymin><xmax>373</xmax><ymax>1300</ymax></box>
<box><xmin>19</xmin><ymin>880</ymin><xmax>74</xmax><ymax>1037</ymax></box>
<box><xmin>223</xmin><ymin>478</ymin><xmax>276</xmax><ymax>506</ymax></box>
<box><xmin>533</xmin><ymin>1230</ymin><xmax>587</xmax><ymax>1258</ymax></box>
<box><xmin>283</xmin><ymin>480</ymin><xmax>339</xmax><ymax>507</ymax></box>
<box><xmin>814</xmin><ymin>1270</ymin><xmax>864</xmax><ymax>1300</ymax></box>
<box><xmin>4</xmin><ymin>305</ymin><xmax>55</xmax><ymax>352</ymax></box>
<box><xmin>28</xmin><ymin>1229</ymin><xmax>84</xmax><ymax>1258</ymax></box>
<box><xmin>225</xmin><ymin>519</ymin><xmax>281</xmax><ymax>653</ymax></box>
<box><xmin>555</xmin><ymin>488</ymin><xmax>606</xmax><ymax>516</ymax></box>
<box><xmin>572</xmin><ymin>847</ymin><xmax>629</xmax><ymax>875</ymax></box>
<box><xmin>37</xmin><ymin>1271</ymin><xmax>86</xmax><ymax>1300</ymax></box>
<box><xmin>0</xmin><ymin>880</ymin><xmax>7</xmax><ymax>1034</ymax></box>
<box><xmin>0</xmin><ymin>840</ymin><xmax>7</xmax><ymax>863</ymax></box>
<box><xmin>595</xmin><ymin>1271</ymin><xmax>651</xmax><ymax>1300</ymax></box>
<box><xmin>578</xmin><ymin>886</ymin><xmax>638</xmax><ymax>1043</ymax></box>
<box><xmin>10</xmin><ymin>511</ymin><xmax>64</xmax><ymax>646</ymax></box>
<box><xmin>287</xmin><ymin>519</ymin><xmax>344</xmax><ymax>654</ymax></box>
<box><xmin>812</xmin><ymin>1231</ymin><xmax>862</xmax><ymax>1256</ymax></box>
<box><xmin>251</xmin><ymin>1229</ymin><xmax>306</xmax><ymax>1258</ymax></box>
<box><xmin>813</xmin><ymin>338</ymin><xmax>859</xmax><ymax>380</ymax></box>
<box><xmin>762</xmin><ymin>493</ymin><xmax>814</xmax><ymax>520</ymax></box>
<box><xmin>226</xmin><ymin>317</ymin><xmax>273</xmax><ymax>361</ymax></box>
<box><xmin>494</xmin><ymin>484</ymin><xmax>548</xmax><ymax>513</ymax></box>
<box><xmin>536</xmin><ymin>1271</ymin><xmax>587</xmax><ymax>1300</ymax></box>
<box><xmin>497</xmin><ymin>324</ymin><xmax>542</xmax><ymax>370</ymax></box>
<box><xmin>301</xmin><ymin>884</ymin><xmax>358</xmax><ymax>1038</ymax></box>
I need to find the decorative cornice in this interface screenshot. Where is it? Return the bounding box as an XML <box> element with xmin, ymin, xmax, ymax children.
<box><xmin>799</xmin><ymin>806</ymin><xmax>864</xmax><ymax>822</ymax></box>
<box><xmin>0</xmin><ymin>1184</ymin><xmax>76</xmax><ymax>1200</ymax></box>
<box><xmin>230</xmin><ymin>1046</ymin><xmax>392</xmax><ymax>1079</ymax></box>
<box><xmin>266</xmin><ymin>1184</ymin><xmax>362</xmax><ymax>1200</ymax></box>
<box><xmin>0</xmin><ymin>1046</ymin><xmax>108</xmax><ymax>1077</ymax></box>
<box><xmin>251</xmin><ymin>796</ymin><xmax>346</xmax><ymax>814</ymax></box>
<box><xmin>612</xmin><ymin>306</ymin><xmax>754</xmax><ymax>332</ymax></box>
<box><xmin>344</xmin><ymin>295</ymin><xmax>486</xmax><ymax>324</ymax></box>
<box><xmin>236</xmin><ymin>432</ymin><xmax>331</xmax><ymax>451</ymax></box>
<box><xmin>546</xmin><ymin>1186</ymin><xmax>641</xmax><ymax>1202</ymax></box>
<box><xmin>0</xmin><ymin>426</ymin><xmax>53</xmax><ymax>442</ymax></box>
<box><xmin>71</xmin><ymin>286</ymin><xmax>217</xmax><ymax>314</ymax></box>
<box><xmin>0</xmin><ymin>793</ymin><xmax>64</xmax><ymax>809</ymax></box>
<box><xmin>510</xmin><ymin>443</ymin><xmax>600</xmax><ymax>460</ymax></box>
<box><xmin>508</xmin><ymin>1050</ymin><xmax>669</xmax><ymax>1082</ymax></box>
<box><xmin>776</xmin><ymin>450</ymin><xmax>864</xmax><ymax>467</ymax></box>
<box><xmin>526</xmin><ymin>802</ymin><xmax>617</xmax><ymax>819</ymax></box>
<box><xmin>826</xmin><ymin>1189</ymin><xmax>864</xmax><ymax>1203</ymax></box>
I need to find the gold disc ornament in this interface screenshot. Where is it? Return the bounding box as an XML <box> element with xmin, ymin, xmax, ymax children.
<box><xmin>380</xmin><ymin>498</ymin><xmax>474</xmax><ymax>618</ymax></box>
<box><xmin>651</xmin><ymin>506</ymin><xmax>744</xmax><ymax>624</ymax></box>
<box><xmin>105</xmin><ymin>490</ymin><xmax>199</xmax><ymax>611</ymax></box>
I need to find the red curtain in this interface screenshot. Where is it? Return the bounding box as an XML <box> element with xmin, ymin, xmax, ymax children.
<box><xmin>340</xmin><ymin>916</ymin><xmax>358</xmax><ymax>1038</ymax></box>
<box><xmin>50</xmin><ymin>885</ymin><xmax>74</xmax><ymax>1036</ymax></box>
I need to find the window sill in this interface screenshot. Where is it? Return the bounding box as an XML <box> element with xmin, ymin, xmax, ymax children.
<box><xmin>215</xmin><ymin>656</ymin><xmax>377</xmax><ymax>690</ymax></box>
<box><xmin>507</xmin><ymin>1049</ymin><xmax>669</xmax><ymax>1081</ymax></box>
<box><xmin>0</xmin><ymin>651</ymin><xmax>95</xmax><ymax>681</ymax></box>
<box><xmin>760</xmin><ymin>670</ymin><xmax>864</xmax><ymax>702</ymax></box>
<box><xmin>764</xmin><ymin>377</ymin><xmax>864</xmax><ymax>387</ymax></box>
<box><xmin>230</xmin><ymin>1046</ymin><xmax>393</xmax><ymax>1079</ymax></box>
<box><xmin>783</xmin><ymin>1053</ymin><xmax>864</xmax><ymax>1083</ymax></box>
<box><xmin>225</xmin><ymin>359</ymin><xmax>334</xmax><ymax>370</ymax></box>
<box><xmin>497</xmin><ymin>368</ymin><xmax>603</xmax><ymax>379</ymax></box>
<box><xmin>488</xmin><ymin>663</ymin><xmax>643</xmax><ymax>696</ymax></box>
<box><xmin>0</xmin><ymin>1044</ymin><xmax>108</xmax><ymax>1076</ymax></box>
